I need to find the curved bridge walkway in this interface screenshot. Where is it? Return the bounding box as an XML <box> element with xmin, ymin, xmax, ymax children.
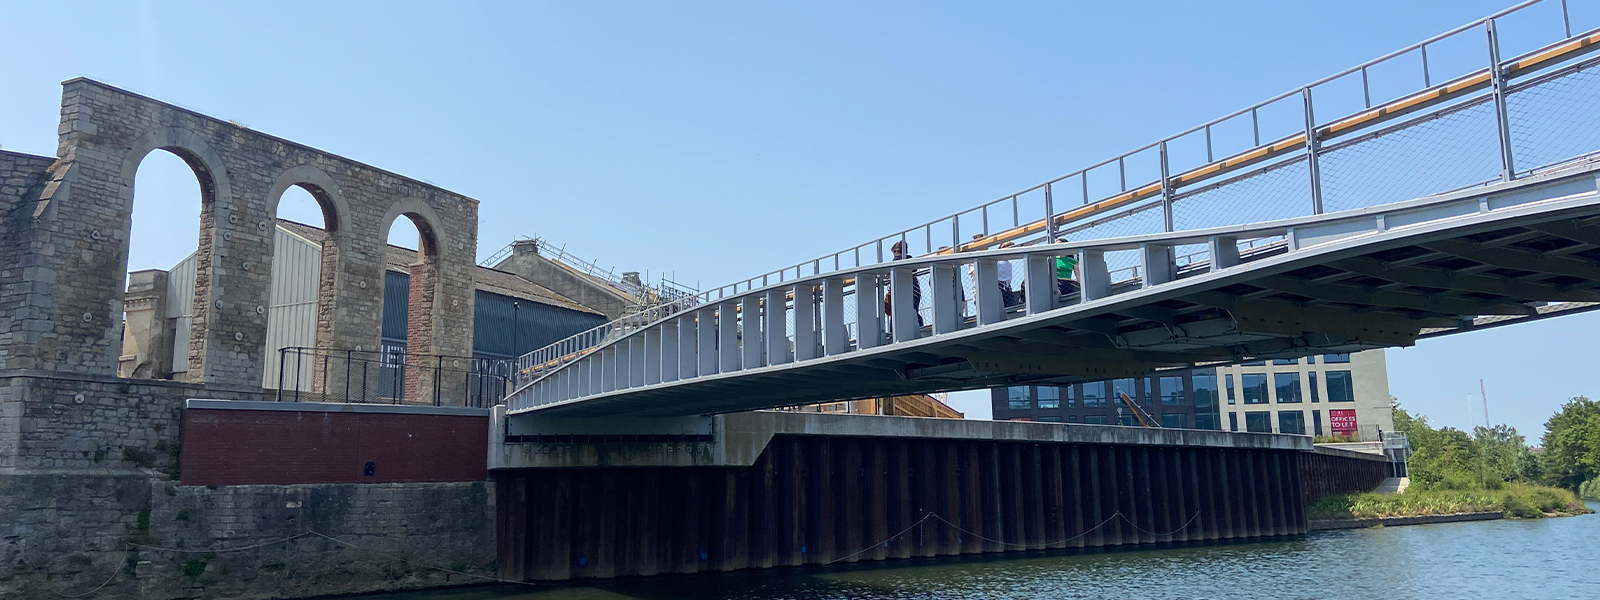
<box><xmin>508</xmin><ymin>1</ymin><xmax>1600</xmax><ymax>418</ymax></box>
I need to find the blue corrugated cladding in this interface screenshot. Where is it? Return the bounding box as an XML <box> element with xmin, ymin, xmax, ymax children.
<box><xmin>381</xmin><ymin>270</ymin><xmax>605</xmax><ymax>358</ymax></box>
<box><xmin>472</xmin><ymin>290</ymin><xmax>607</xmax><ymax>359</ymax></box>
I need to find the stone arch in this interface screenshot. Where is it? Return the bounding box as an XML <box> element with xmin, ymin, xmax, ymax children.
<box><xmin>115</xmin><ymin>128</ymin><xmax>235</xmax><ymax>382</ymax></box>
<box><xmin>262</xmin><ymin>165</ymin><xmax>351</xmax><ymax>391</ymax></box>
<box><xmin>380</xmin><ymin>196</ymin><xmax>450</xmax><ymax>403</ymax></box>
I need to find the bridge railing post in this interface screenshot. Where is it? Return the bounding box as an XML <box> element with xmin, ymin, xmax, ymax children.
<box><xmin>718</xmin><ymin>301</ymin><xmax>741</xmax><ymax>373</ymax></box>
<box><xmin>1080</xmin><ymin>250</ymin><xmax>1110</xmax><ymax>302</ymax></box>
<box><xmin>1140</xmin><ymin>243</ymin><xmax>1175</xmax><ymax>287</ymax></box>
<box><xmin>793</xmin><ymin>283</ymin><xmax>819</xmax><ymax>360</ymax></box>
<box><xmin>765</xmin><ymin>289</ymin><xmax>792</xmax><ymax>365</ymax></box>
<box><xmin>975</xmin><ymin>259</ymin><xmax>1004</xmax><ymax>326</ymax></box>
<box><xmin>890</xmin><ymin>266</ymin><xmax>919</xmax><ymax>342</ymax></box>
<box><xmin>823</xmin><ymin>278</ymin><xmax>848</xmax><ymax>355</ymax></box>
<box><xmin>1303</xmin><ymin>88</ymin><xmax>1325</xmax><ymax>215</ymax></box>
<box><xmin>856</xmin><ymin>273</ymin><xmax>885</xmax><ymax>348</ymax></box>
<box><xmin>741</xmin><ymin>295</ymin><xmax>765</xmax><ymax>369</ymax></box>
<box><xmin>659</xmin><ymin>321</ymin><xmax>678</xmax><ymax>383</ymax></box>
<box><xmin>644</xmin><ymin>328</ymin><xmax>663</xmax><ymax>385</ymax></box>
<box><xmin>678</xmin><ymin>314</ymin><xmax>698</xmax><ymax>380</ymax></box>
<box><xmin>1159</xmin><ymin>141</ymin><xmax>1174</xmax><ymax>232</ymax></box>
<box><xmin>931</xmin><ymin>262</ymin><xmax>960</xmax><ymax>334</ymax></box>
<box><xmin>629</xmin><ymin>335</ymin><xmax>647</xmax><ymax>388</ymax></box>
<box><xmin>1024</xmin><ymin>254</ymin><xmax>1056</xmax><ymax>315</ymax></box>
<box><xmin>698</xmin><ymin>308</ymin><xmax>718</xmax><ymax>376</ymax></box>
<box><xmin>1487</xmin><ymin>18</ymin><xmax>1516</xmax><ymax>182</ymax></box>
<box><xmin>1208</xmin><ymin>236</ymin><xmax>1240</xmax><ymax>271</ymax></box>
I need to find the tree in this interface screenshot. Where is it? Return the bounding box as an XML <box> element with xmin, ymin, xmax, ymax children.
<box><xmin>1539</xmin><ymin>396</ymin><xmax>1600</xmax><ymax>491</ymax></box>
<box><xmin>1392</xmin><ymin>400</ymin><xmax>1482</xmax><ymax>490</ymax></box>
<box><xmin>1473</xmin><ymin>424</ymin><xmax>1534</xmax><ymax>486</ymax></box>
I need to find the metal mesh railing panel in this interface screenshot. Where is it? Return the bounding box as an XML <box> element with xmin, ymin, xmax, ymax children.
<box><xmin>1509</xmin><ymin>64</ymin><xmax>1600</xmax><ymax>171</ymax></box>
<box><xmin>1319</xmin><ymin>99</ymin><xmax>1503</xmax><ymax>213</ymax></box>
<box><xmin>1172</xmin><ymin>158</ymin><xmax>1315</xmax><ymax>231</ymax></box>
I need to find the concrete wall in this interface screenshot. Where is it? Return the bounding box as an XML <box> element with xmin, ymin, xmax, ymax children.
<box><xmin>180</xmin><ymin>401</ymin><xmax>489</xmax><ymax>486</ymax></box>
<box><xmin>5</xmin><ymin>79</ymin><xmax>479</xmax><ymax>388</ymax></box>
<box><xmin>0</xmin><ymin>475</ymin><xmax>495</xmax><ymax>599</ymax></box>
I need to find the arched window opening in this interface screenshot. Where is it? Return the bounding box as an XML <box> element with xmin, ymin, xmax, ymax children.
<box><xmin>263</xmin><ymin>185</ymin><xmax>332</xmax><ymax>391</ymax></box>
<box><xmin>377</xmin><ymin>215</ymin><xmax>438</xmax><ymax>403</ymax></box>
<box><xmin>119</xmin><ymin>149</ymin><xmax>205</xmax><ymax>380</ymax></box>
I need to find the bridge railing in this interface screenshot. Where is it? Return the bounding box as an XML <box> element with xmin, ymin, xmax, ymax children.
<box><xmin>515</xmin><ymin>0</ymin><xmax>1600</xmax><ymax>391</ymax></box>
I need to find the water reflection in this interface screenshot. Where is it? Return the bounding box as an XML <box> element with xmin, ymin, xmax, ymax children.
<box><xmin>352</xmin><ymin>504</ymin><xmax>1597</xmax><ymax>600</ymax></box>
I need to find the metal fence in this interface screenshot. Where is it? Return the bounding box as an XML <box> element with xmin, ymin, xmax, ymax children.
<box><xmin>273</xmin><ymin>347</ymin><xmax>513</xmax><ymax>408</ymax></box>
<box><xmin>515</xmin><ymin>0</ymin><xmax>1600</xmax><ymax>389</ymax></box>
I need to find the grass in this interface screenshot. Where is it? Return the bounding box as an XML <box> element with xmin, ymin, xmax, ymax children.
<box><xmin>1308</xmin><ymin>483</ymin><xmax>1593</xmax><ymax>520</ymax></box>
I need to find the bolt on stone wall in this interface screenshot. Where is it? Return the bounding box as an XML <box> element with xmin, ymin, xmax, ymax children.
<box><xmin>6</xmin><ymin>79</ymin><xmax>479</xmax><ymax>385</ymax></box>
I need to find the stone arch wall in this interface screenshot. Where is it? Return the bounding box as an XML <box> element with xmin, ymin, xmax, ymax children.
<box><xmin>9</xmin><ymin>78</ymin><xmax>479</xmax><ymax>387</ymax></box>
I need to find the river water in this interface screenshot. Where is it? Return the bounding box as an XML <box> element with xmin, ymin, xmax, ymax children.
<box><xmin>356</xmin><ymin>503</ymin><xmax>1598</xmax><ymax>600</ymax></box>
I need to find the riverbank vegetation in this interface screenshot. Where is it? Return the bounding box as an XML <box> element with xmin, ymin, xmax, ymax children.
<box><xmin>1309</xmin><ymin>399</ymin><xmax>1597</xmax><ymax>521</ymax></box>
<box><xmin>1308</xmin><ymin>484</ymin><xmax>1588</xmax><ymax>520</ymax></box>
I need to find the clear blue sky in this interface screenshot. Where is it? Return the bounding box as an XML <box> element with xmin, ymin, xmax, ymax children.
<box><xmin>2</xmin><ymin>0</ymin><xmax>1595</xmax><ymax>439</ymax></box>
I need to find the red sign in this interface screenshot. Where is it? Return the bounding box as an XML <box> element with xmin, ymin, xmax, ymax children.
<box><xmin>1330</xmin><ymin>409</ymin><xmax>1358</xmax><ymax>437</ymax></box>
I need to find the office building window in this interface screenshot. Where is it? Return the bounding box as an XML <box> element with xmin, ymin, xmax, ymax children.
<box><xmin>1196</xmin><ymin>413</ymin><xmax>1219</xmax><ymax>430</ymax></box>
<box><xmin>1245</xmin><ymin>411</ymin><xmax>1273</xmax><ymax>433</ymax></box>
<box><xmin>1327</xmin><ymin>370</ymin><xmax>1355</xmax><ymax>402</ymax></box>
<box><xmin>1309</xmin><ymin>371</ymin><xmax>1320</xmax><ymax>403</ymax></box>
<box><xmin>1161</xmin><ymin>413</ymin><xmax>1188</xmax><ymax>428</ymax></box>
<box><xmin>1193</xmin><ymin>371</ymin><xmax>1218</xmax><ymax>409</ymax></box>
<box><xmin>1083</xmin><ymin>382</ymin><xmax>1107</xmax><ymax>407</ymax></box>
<box><xmin>1111</xmin><ymin>379</ymin><xmax>1136</xmax><ymax>402</ymax></box>
<box><xmin>1065</xmin><ymin>385</ymin><xmax>1077</xmax><ymax>408</ymax></box>
<box><xmin>1323</xmin><ymin>353</ymin><xmax>1350</xmax><ymax>363</ymax></box>
<box><xmin>1242</xmin><ymin>373</ymin><xmax>1269</xmax><ymax>404</ymax></box>
<box><xmin>1229</xmin><ymin>412</ymin><xmax>1239</xmax><ymax>432</ymax></box>
<box><xmin>1008</xmin><ymin>386</ymin><xmax>1030</xmax><ymax>410</ymax></box>
<box><xmin>1085</xmin><ymin>415</ymin><xmax>1109</xmax><ymax>425</ymax></box>
<box><xmin>1313</xmin><ymin>410</ymin><xmax>1323</xmax><ymax>436</ymax></box>
<box><xmin>1272</xmin><ymin>358</ymin><xmax>1298</xmax><ymax>365</ymax></box>
<box><xmin>1037</xmin><ymin>386</ymin><xmax>1060</xmax><ymax>409</ymax></box>
<box><xmin>1225</xmin><ymin>374</ymin><xmax>1236</xmax><ymax>405</ymax></box>
<box><xmin>1067</xmin><ymin>415</ymin><xmax>1079</xmax><ymax>423</ymax></box>
<box><xmin>1279</xmin><ymin>410</ymin><xmax>1306</xmax><ymax>435</ymax></box>
<box><xmin>1274</xmin><ymin>372</ymin><xmax>1302</xmax><ymax>403</ymax></box>
<box><xmin>1039</xmin><ymin>416</ymin><xmax>1063</xmax><ymax>423</ymax></box>
<box><xmin>1159</xmin><ymin>376</ymin><xmax>1185</xmax><ymax>405</ymax></box>
<box><xmin>1117</xmin><ymin>414</ymin><xmax>1139</xmax><ymax>427</ymax></box>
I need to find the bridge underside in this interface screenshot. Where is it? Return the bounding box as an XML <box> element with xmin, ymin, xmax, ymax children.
<box><xmin>515</xmin><ymin>167</ymin><xmax>1600</xmax><ymax>418</ymax></box>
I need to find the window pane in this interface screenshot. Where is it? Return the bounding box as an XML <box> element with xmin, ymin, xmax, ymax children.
<box><xmin>1083</xmin><ymin>382</ymin><xmax>1107</xmax><ymax>407</ymax></box>
<box><xmin>1274</xmin><ymin>372</ymin><xmax>1302</xmax><ymax>403</ymax></box>
<box><xmin>1313</xmin><ymin>410</ymin><xmax>1323</xmax><ymax>436</ymax></box>
<box><xmin>1161</xmin><ymin>413</ymin><xmax>1188</xmax><ymax>428</ymax></box>
<box><xmin>1192</xmin><ymin>372</ymin><xmax>1218</xmax><ymax>409</ymax></box>
<box><xmin>1229</xmin><ymin>412</ymin><xmax>1239</xmax><ymax>431</ymax></box>
<box><xmin>1117</xmin><ymin>414</ymin><xmax>1139</xmax><ymax>427</ymax></box>
<box><xmin>1242</xmin><ymin>373</ymin><xmax>1269</xmax><ymax>404</ymax></box>
<box><xmin>1008</xmin><ymin>386</ymin><xmax>1030</xmax><ymax>409</ymax></box>
<box><xmin>1039</xmin><ymin>416</ymin><xmax>1062</xmax><ymax>423</ymax></box>
<box><xmin>1279</xmin><ymin>410</ymin><xmax>1306</xmax><ymax>435</ymax></box>
<box><xmin>1327</xmin><ymin>370</ymin><xmax>1355</xmax><ymax>402</ymax></box>
<box><xmin>1323</xmin><ymin>353</ymin><xmax>1350</xmax><ymax>363</ymax></box>
<box><xmin>1160</xmin><ymin>376</ymin><xmax>1185</xmax><ymax>405</ymax></box>
<box><xmin>1038</xmin><ymin>387</ymin><xmax>1059</xmax><ymax>400</ymax></box>
<box><xmin>1065</xmin><ymin>385</ymin><xmax>1076</xmax><ymax>408</ymax></box>
<box><xmin>1245</xmin><ymin>411</ymin><xmax>1272</xmax><ymax>433</ymax></box>
<box><xmin>1196</xmin><ymin>413</ymin><xmax>1219</xmax><ymax>430</ymax></box>
<box><xmin>1225</xmin><ymin>374</ymin><xmax>1236</xmax><ymax>405</ymax></box>
<box><xmin>1085</xmin><ymin>415</ymin><xmax>1109</xmax><ymax>425</ymax></box>
<box><xmin>1309</xmin><ymin>371</ymin><xmax>1320</xmax><ymax>403</ymax></box>
<box><xmin>1111</xmin><ymin>379</ymin><xmax>1135</xmax><ymax>401</ymax></box>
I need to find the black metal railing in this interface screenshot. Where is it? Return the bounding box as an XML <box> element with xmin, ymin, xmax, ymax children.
<box><xmin>273</xmin><ymin>347</ymin><xmax>512</xmax><ymax>408</ymax></box>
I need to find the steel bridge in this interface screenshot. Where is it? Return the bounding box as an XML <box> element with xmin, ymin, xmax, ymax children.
<box><xmin>506</xmin><ymin>0</ymin><xmax>1600</xmax><ymax>419</ymax></box>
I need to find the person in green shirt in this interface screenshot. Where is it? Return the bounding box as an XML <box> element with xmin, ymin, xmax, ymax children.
<box><xmin>1054</xmin><ymin>237</ymin><xmax>1080</xmax><ymax>297</ymax></box>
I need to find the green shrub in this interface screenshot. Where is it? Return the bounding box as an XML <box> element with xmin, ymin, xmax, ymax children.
<box><xmin>1580</xmin><ymin>478</ymin><xmax>1600</xmax><ymax>501</ymax></box>
<box><xmin>1309</xmin><ymin>484</ymin><xmax>1588</xmax><ymax>520</ymax></box>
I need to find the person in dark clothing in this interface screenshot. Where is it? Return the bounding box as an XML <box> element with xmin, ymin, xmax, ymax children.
<box><xmin>884</xmin><ymin>241</ymin><xmax>924</xmax><ymax>329</ymax></box>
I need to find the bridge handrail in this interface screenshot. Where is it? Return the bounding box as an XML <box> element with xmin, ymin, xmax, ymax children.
<box><xmin>514</xmin><ymin>0</ymin><xmax>1597</xmax><ymax>384</ymax></box>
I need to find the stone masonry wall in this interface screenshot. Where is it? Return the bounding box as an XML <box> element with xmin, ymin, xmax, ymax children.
<box><xmin>0</xmin><ymin>474</ymin><xmax>496</xmax><ymax>599</ymax></box>
<box><xmin>0</xmin><ymin>150</ymin><xmax>58</xmax><ymax>372</ymax></box>
<box><xmin>7</xmin><ymin>79</ymin><xmax>479</xmax><ymax>384</ymax></box>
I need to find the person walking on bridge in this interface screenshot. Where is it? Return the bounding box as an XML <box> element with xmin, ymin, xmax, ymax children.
<box><xmin>885</xmin><ymin>241</ymin><xmax>924</xmax><ymax>331</ymax></box>
<box><xmin>1055</xmin><ymin>237</ymin><xmax>1081</xmax><ymax>299</ymax></box>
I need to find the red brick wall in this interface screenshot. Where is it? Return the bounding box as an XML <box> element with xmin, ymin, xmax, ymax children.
<box><xmin>180</xmin><ymin>408</ymin><xmax>487</xmax><ymax>486</ymax></box>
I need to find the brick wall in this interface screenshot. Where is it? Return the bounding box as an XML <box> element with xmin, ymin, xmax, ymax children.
<box><xmin>0</xmin><ymin>150</ymin><xmax>57</xmax><ymax>372</ymax></box>
<box><xmin>180</xmin><ymin>404</ymin><xmax>488</xmax><ymax>486</ymax></box>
